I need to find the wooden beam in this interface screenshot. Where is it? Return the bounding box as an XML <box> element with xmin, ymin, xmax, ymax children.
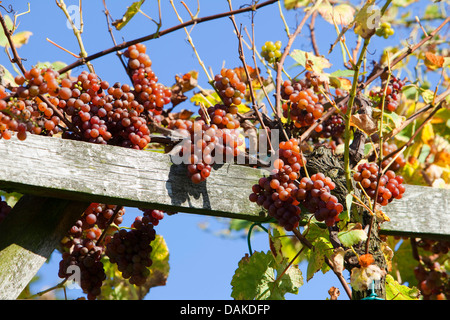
<box><xmin>0</xmin><ymin>134</ymin><xmax>449</xmax><ymax>237</ymax></box>
<box><xmin>0</xmin><ymin>134</ymin><xmax>267</xmax><ymax>221</ymax></box>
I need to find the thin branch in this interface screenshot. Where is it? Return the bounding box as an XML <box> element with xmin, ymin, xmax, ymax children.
<box><xmin>227</xmin><ymin>1</ymin><xmax>274</xmax><ymax>152</ymax></box>
<box><xmin>361</xmin><ymin>17</ymin><xmax>450</xmax><ymax>90</ymax></box>
<box><xmin>292</xmin><ymin>228</ymin><xmax>353</xmax><ymax>300</ymax></box>
<box><xmin>57</xmin><ymin>0</ymin><xmax>279</xmax><ymax>75</ymax></box>
<box><xmin>275</xmin><ymin>0</ymin><xmax>322</xmax><ymax>118</ymax></box>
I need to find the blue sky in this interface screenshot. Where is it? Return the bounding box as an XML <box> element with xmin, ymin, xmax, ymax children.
<box><xmin>0</xmin><ymin>0</ymin><xmax>440</xmax><ymax>300</ymax></box>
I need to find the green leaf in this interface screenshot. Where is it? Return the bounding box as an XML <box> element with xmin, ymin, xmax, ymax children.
<box><xmin>0</xmin><ymin>15</ymin><xmax>13</xmax><ymax>47</ymax></box>
<box><xmin>147</xmin><ymin>234</ymin><xmax>170</xmax><ymax>289</ymax></box>
<box><xmin>112</xmin><ymin>1</ymin><xmax>145</xmax><ymax>30</ymax></box>
<box><xmin>330</xmin><ymin>69</ymin><xmax>355</xmax><ymax>78</ymax></box>
<box><xmin>190</xmin><ymin>89</ymin><xmax>220</xmax><ymax>107</ymax></box>
<box><xmin>385</xmin><ymin>274</ymin><xmax>420</xmax><ymax>300</ymax></box>
<box><xmin>290</xmin><ymin>49</ymin><xmax>332</xmax><ymax>74</ymax></box>
<box><xmin>337</xmin><ymin>228</ymin><xmax>367</xmax><ymax>247</ymax></box>
<box><xmin>306</xmin><ymin>237</ymin><xmax>333</xmax><ymax>281</ymax></box>
<box><xmin>230</xmin><ymin>251</ymin><xmax>303</xmax><ymax>300</ymax></box>
<box><xmin>0</xmin><ymin>190</ymin><xmax>22</xmax><ymax>208</ymax></box>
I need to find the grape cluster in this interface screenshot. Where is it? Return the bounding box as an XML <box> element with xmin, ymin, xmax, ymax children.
<box><xmin>293</xmin><ymin>173</ymin><xmax>344</xmax><ymax>227</ymax></box>
<box><xmin>281</xmin><ymin>72</ymin><xmax>326</xmax><ymax>129</ymax></box>
<box><xmin>414</xmin><ymin>259</ymin><xmax>449</xmax><ymax>300</ymax></box>
<box><xmin>105</xmin><ymin>214</ymin><xmax>157</xmax><ymax>286</ymax></box>
<box><xmin>124</xmin><ymin>43</ymin><xmax>172</xmax><ymax>116</ymax></box>
<box><xmin>58</xmin><ymin>236</ymin><xmax>106</xmax><ymax>300</ymax></box>
<box><xmin>353</xmin><ymin>162</ymin><xmax>405</xmax><ymax>206</ymax></box>
<box><xmin>1</xmin><ymin>42</ymin><xmax>171</xmax><ymax>151</ymax></box>
<box><xmin>138</xmin><ymin>208</ymin><xmax>165</xmax><ymax>226</ymax></box>
<box><xmin>213</xmin><ymin>68</ymin><xmax>246</xmax><ymax>106</ymax></box>
<box><xmin>416</xmin><ymin>238</ymin><xmax>450</xmax><ymax>255</ymax></box>
<box><xmin>369</xmin><ymin>76</ymin><xmax>405</xmax><ymax>112</ymax></box>
<box><xmin>170</xmin><ymin>104</ymin><xmax>243</xmax><ymax>184</ymax></box>
<box><xmin>261</xmin><ymin>40</ymin><xmax>282</xmax><ymax>64</ymax></box>
<box><xmin>0</xmin><ymin>198</ymin><xmax>11</xmax><ymax>224</ymax></box>
<box><xmin>380</xmin><ymin>142</ymin><xmax>406</xmax><ymax>172</ymax></box>
<box><xmin>318</xmin><ymin>114</ymin><xmax>345</xmax><ymax>140</ymax></box>
<box><xmin>58</xmin><ymin>204</ymin><xmax>125</xmax><ymax>300</ymax></box>
<box><xmin>375</xmin><ymin>22</ymin><xmax>395</xmax><ymax>39</ymax></box>
<box><xmin>249</xmin><ymin>138</ymin><xmax>305</xmax><ymax>231</ymax></box>
<box><xmin>0</xmin><ymin>68</ymin><xmax>65</xmax><ymax>141</ymax></box>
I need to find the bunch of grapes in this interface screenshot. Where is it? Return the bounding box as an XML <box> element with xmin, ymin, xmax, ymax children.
<box><xmin>281</xmin><ymin>72</ymin><xmax>326</xmax><ymax>129</ymax></box>
<box><xmin>138</xmin><ymin>208</ymin><xmax>165</xmax><ymax>226</ymax></box>
<box><xmin>199</xmin><ymin>103</ymin><xmax>240</xmax><ymax>130</ymax></box>
<box><xmin>369</xmin><ymin>76</ymin><xmax>405</xmax><ymax>112</ymax></box>
<box><xmin>375</xmin><ymin>22</ymin><xmax>395</xmax><ymax>39</ymax></box>
<box><xmin>105</xmin><ymin>214</ymin><xmax>157</xmax><ymax>286</ymax></box>
<box><xmin>416</xmin><ymin>238</ymin><xmax>450</xmax><ymax>255</ymax></box>
<box><xmin>261</xmin><ymin>40</ymin><xmax>282</xmax><ymax>64</ymax></box>
<box><xmin>414</xmin><ymin>259</ymin><xmax>449</xmax><ymax>300</ymax></box>
<box><xmin>353</xmin><ymin>162</ymin><xmax>405</xmax><ymax>206</ymax></box>
<box><xmin>0</xmin><ymin>198</ymin><xmax>12</xmax><ymax>224</ymax></box>
<box><xmin>124</xmin><ymin>43</ymin><xmax>172</xmax><ymax>116</ymax></box>
<box><xmin>380</xmin><ymin>142</ymin><xmax>406</xmax><ymax>172</ymax></box>
<box><xmin>170</xmin><ymin>104</ymin><xmax>243</xmax><ymax>183</ymax></box>
<box><xmin>58</xmin><ymin>237</ymin><xmax>106</xmax><ymax>300</ymax></box>
<box><xmin>249</xmin><ymin>138</ymin><xmax>305</xmax><ymax>231</ymax></box>
<box><xmin>0</xmin><ymin>68</ymin><xmax>65</xmax><ymax>141</ymax></box>
<box><xmin>213</xmin><ymin>68</ymin><xmax>246</xmax><ymax>106</ymax></box>
<box><xmin>293</xmin><ymin>173</ymin><xmax>344</xmax><ymax>227</ymax></box>
<box><xmin>317</xmin><ymin>114</ymin><xmax>345</xmax><ymax>140</ymax></box>
<box><xmin>58</xmin><ymin>204</ymin><xmax>125</xmax><ymax>299</ymax></box>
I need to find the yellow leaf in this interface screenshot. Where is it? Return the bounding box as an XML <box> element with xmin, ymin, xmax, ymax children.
<box><xmin>421</xmin><ymin>122</ymin><xmax>434</xmax><ymax>146</ymax></box>
<box><xmin>11</xmin><ymin>31</ymin><xmax>32</xmax><ymax>48</ymax></box>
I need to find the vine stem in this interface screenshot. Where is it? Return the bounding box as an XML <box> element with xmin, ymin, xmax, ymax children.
<box><xmin>292</xmin><ymin>228</ymin><xmax>352</xmax><ymax>299</ymax></box>
<box><xmin>55</xmin><ymin>0</ymin><xmax>94</xmax><ymax>73</ymax></box>
<box><xmin>57</xmin><ymin>0</ymin><xmax>279</xmax><ymax>75</ymax></box>
<box><xmin>344</xmin><ymin>38</ymin><xmax>370</xmax><ymax>192</ymax></box>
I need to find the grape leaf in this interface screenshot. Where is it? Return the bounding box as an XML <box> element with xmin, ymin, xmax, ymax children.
<box><xmin>11</xmin><ymin>31</ymin><xmax>32</xmax><ymax>48</ymax></box>
<box><xmin>318</xmin><ymin>3</ymin><xmax>355</xmax><ymax>26</ymax></box>
<box><xmin>305</xmin><ymin>237</ymin><xmax>333</xmax><ymax>281</ymax></box>
<box><xmin>230</xmin><ymin>251</ymin><xmax>303</xmax><ymax>300</ymax></box>
<box><xmin>385</xmin><ymin>274</ymin><xmax>420</xmax><ymax>300</ymax></box>
<box><xmin>0</xmin><ymin>64</ymin><xmax>15</xmax><ymax>87</ymax></box>
<box><xmin>112</xmin><ymin>1</ymin><xmax>145</xmax><ymax>30</ymax></box>
<box><xmin>290</xmin><ymin>49</ymin><xmax>332</xmax><ymax>74</ymax></box>
<box><xmin>338</xmin><ymin>228</ymin><xmax>367</xmax><ymax>247</ymax></box>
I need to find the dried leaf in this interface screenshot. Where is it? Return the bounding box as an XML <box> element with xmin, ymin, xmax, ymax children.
<box><xmin>424</xmin><ymin>52</ymin><xmax>445</xmax><ymax>71</ymax></box>
<box><xmin>350</xmin><ymin>114</ymin><xmax>378</xmax><ymax>135</ymax></box>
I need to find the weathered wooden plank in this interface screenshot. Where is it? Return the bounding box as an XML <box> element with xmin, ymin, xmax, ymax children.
<box><xmin>0</xmin><ymin>134</ymin><xmax>267</xmax><ymax>222</ymax></box>
<box><xmin>380</xmin><ymin>184</ymin><xmax>450</xmax><ymax>240</ymax></box>
<box><xmin>0</xmin><ymin>134</ymin><xmax>449</xmax><ymax>238</ymax></box>
<box><xmin>0</xmin><ymin>195</ymin><xmax>89</xmax><ymax>299</ymax></box>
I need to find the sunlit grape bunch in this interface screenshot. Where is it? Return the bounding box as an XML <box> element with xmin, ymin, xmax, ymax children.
<box><xmin>261</xmin><ymin>40</ymin><xmax>282</xmax><ymax>64</ymax></box>
<box><xmin>213</xmin><ymin>68</ymin><xmax>246</xmax><ymax>106</ymax></box>
<box><xmin>353</xmin><ymin>162</ymin><xmax>405</xmax><ymax>206</ymax></box>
